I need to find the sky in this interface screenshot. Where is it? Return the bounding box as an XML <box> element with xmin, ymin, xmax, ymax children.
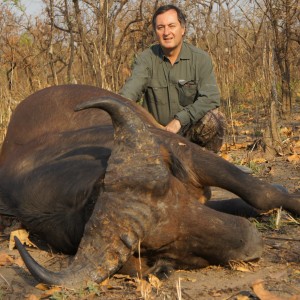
<box><xmin>22</xmin><ymin>0</ymin><xmax>45</xmax><ymax>16</ymax></box>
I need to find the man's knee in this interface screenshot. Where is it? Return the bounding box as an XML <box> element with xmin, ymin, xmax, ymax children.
<box><xmin>184</xmin><ymin>109</ymin><xmax>227</xmax><ymax>152</ymax></box>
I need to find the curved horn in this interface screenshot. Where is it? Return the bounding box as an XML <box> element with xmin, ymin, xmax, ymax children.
<box><xmin>75</xmin><ymin>96</ymin><xmax>146</xmax><ymax>133</ymax></box>
<box><xmin>75</xmin><ymin>96</ymin><xmax>163</xmax><ymax>130</ymax></box>
<box><xmin>16</xmin><ymin>186</ymin><xmax>161</xmax><ymax>286</ymax></box>
<box><xmin>15</xmin><ymin>236</ymin><xmax>65</xmax><ymax>285</ymax></box>
<box><xmin>16</xmin><ymin>95</ymin><xmax>170</xmax><ymax>287</ymax></box>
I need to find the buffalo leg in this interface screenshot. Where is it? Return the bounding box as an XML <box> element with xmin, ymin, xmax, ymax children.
<box><xmin>189</xmin><ymin>148</ymin><xmax>300</xmax><ymax>214</ymax></box>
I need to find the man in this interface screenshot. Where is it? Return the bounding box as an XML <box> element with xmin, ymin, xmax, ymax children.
<box><xmin>120</xmin><ymin>4</ymin><xmax>226</xmax><ymax>152</ymax></box>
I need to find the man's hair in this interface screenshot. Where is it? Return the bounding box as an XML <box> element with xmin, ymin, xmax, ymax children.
<box><xmin>152</xmin><ymin>4</ymin><xmax>186</xmax><ymax>29</ymax></box>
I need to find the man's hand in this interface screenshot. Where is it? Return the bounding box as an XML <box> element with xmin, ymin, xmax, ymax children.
<box><xmin>165</xmin><ymin>119</ymin><xmax>181</xmax><ymax>134</ymax></box>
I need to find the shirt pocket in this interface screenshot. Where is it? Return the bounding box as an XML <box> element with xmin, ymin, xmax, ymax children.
<box><xmin>176</xmin><ymin>80</ymin><xmax>198</xmax><ymax>106</ymax></box>
<box><xmin>147</xmin><ymin>78</ymin><xmax>168</xmax><ymax>104</ymax></box>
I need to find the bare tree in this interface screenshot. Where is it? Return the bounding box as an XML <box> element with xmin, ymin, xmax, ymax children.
<box><xmin>0</xmin><ymin>0</ymin><xmax>299</xmax><ymax>142</ymax></box>
<box><xmin>257</xmin><ymin>0</ymin><xmax>300</xmax><ymax>117</ymax></box>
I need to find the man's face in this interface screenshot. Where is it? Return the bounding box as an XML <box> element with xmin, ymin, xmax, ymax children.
<box><xmin>155</xmin><ymin>9</ymin><xmax>185</xmax><ymax>52</ymax></box>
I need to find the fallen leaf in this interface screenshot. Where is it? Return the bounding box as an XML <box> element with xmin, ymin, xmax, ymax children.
<box><xmin>35</xmin><ymin>283</ymin><xmax>49</xmax><ymax>291</ymax></box>
<box><xmin>26</xmin><ymin>295</ymin><xmax>40</xmax><ymax>300</ymax></box>
<box><xmin>252</xmin><ymin>280</ymin><xmax>280</xmax><ymax>299</ymax></box>
<box><xmin>240</xmin><ymin>130</ymin><xmax>251</xmax><ymax>135</ymax></box>
<box><xmin>0</xmin><ymin>252</ymin><xmax>14</xmax><ymax>266</ymax></box>
<box><xmin>236</xmin><ymin>295</ymin><xmax>250</xmax><ymax>300</ymax></box>
<box><xmin>40</xmin><ymin>286</ymin><xmax>61</xmax><ymax>297</ymax></box>
<box><xmin>293</xmin><ymin>141</ymin><xmax>300</xmax><ymax>154</ymax></box>
<box><xmin>287</xmin><ymin>154</ymin><xmax>300</xmax><ymax>163</ymax></box>
<box><xmin>252</xmin><ymin>279</ymin><xmax>291</xmax><ymax>300</ymax></box>
<box><xmin>148</xmin><ymin>274</ymin><xmax>162</xmax><ymax>290</ymax></box>
<box><xmin>280</xmin><ymin>127</ymin><xmax>293</xmax><ymax>137</ymax></box>
<box><xmin>220</xmin><ymin>153</ymin><xmax>233</xmax><ymax>162</ymax></box>
<box><xmin>220</xmin><ymin>143</ymin><xmax>231</xmax><ymax>151</ymax></box>
<box><xmin>100</xmin><ymin>278</ymin><xmax>110</xmax><ymax>286</ymax></box>
<box><xmin>9</xmin><ymin>229</ymin><xmax>37</xmax><ymax>250</ymax></box>
<box><xmin>233</xmin><ymin>120</ymin><xmax>244</xmax><ymax>127</ymax></box>
<box><xmin>293</xmin><ymin>269</ymin><xmax>300</xmax><ymax>275</ymax></box>
<box><xmin>229</xmin><ymin>260</ymin><xmax>257</xmax><ymax>272</ymax></box>
<box><xmin>235</xmin><ymin>266</ymin><xmax>252</xmax><ymax>272</ymax></box>
<box><xmin>220</xmin><ymin>142</ymin><xmax>250</xmax><ymax>151</ymax></box>
<box><xmin>252</xmin><ymin>157</ymin><xmax>267</xmax><ymax>163</ymax></box>
<box><xmin>234</xmin><ymin>142</ymin><xmax>249</xmax><ymax>150</ymax></box>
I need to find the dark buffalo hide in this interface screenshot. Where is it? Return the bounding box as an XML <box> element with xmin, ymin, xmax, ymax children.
<box><xmin>0</xmin><ymin>84</ymin><xmax>299</xmax><ymax>287</ymax></box>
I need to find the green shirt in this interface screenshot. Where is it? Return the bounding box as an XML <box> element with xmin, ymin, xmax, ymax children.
<box><xmin>119</xmin><ymin>42</ymin><xmax>220</xmax><ymax>127</ymax></box>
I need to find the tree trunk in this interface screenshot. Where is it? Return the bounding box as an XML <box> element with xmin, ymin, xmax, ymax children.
<box><xmin>263</xmin><ymin>101</ymin><xmax>283</xmax><ymax>159</ymax></box>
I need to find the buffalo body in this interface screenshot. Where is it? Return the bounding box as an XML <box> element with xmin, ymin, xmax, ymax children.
<box><xmin>0</xmin><ymin>84</ymin><xmax>299</xmax><ymax>286</ymax></box>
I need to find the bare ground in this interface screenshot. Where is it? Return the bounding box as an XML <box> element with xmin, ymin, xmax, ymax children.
<box><xmin>1</xmin><ymin>103</ymin><xmax>300</xmax><ymax>299</ymax></box>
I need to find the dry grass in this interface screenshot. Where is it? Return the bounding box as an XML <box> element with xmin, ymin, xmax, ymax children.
<box><xmin>176</xmin><ymin>277</ymin><xmax>182</xmax><ymax>300</ymax></box>
<box><xmin>0</xmin><ymin>89</ymin><xmax>27</xmax><ymax>143</ymax></box>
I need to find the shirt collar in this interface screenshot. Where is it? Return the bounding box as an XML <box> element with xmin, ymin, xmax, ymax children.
<box><xmin>158</xmin><ymin>41</ymin><xmax>190</xmax><ymax>64</ymax></box>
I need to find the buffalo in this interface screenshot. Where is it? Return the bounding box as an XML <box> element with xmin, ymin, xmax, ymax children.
<box><xmin>0</xmin><ymin>84</ymin><xmax>299</xmax><ymax>287</ymax></box>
